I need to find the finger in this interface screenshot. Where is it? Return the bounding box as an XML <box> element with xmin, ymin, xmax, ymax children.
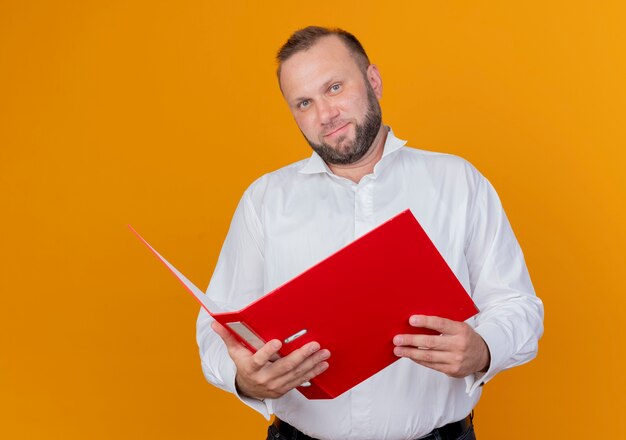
<box><xmin>393</xmin><ymin>345</ymin><xmax>451</xmax><ymax>364</ymax></box>
<box><xmin>278</xmin><ymin>349</ymin><xmax>331</xmax><ymax>391</ymax></box>
<box><xmin>264</xmin><ymin>346</ymin><xmax>330</xmax><ymax>395</ymax></box>
<box><xmin>409</xmin><ymin>315</ymin><xmax>461</xmax><ymax>335</ymax></box>
<box><xmin>211</xmin><ymin>321</ymin><xmax>240</xmax><ymax>347</ymax></box>
<box><xmin>211</xmin><ymin>321</ymin><xmax>252</xmax><ymax>358</ymax></box>
<box><xmin>273</xmin><ymin>342</ymin><xmax>327</xmax><ymax>376</ymax></box>
<box><xmin>282</xmin><ymin>350</ymin><xmax>330</xmax><ymax>389</ymax></box>
<box><xmin>284</xmin><ymin>360</ymin><xmax>330</xmax><ymax>390</ymax></box>
<box><xmin>249</xmin><ymin>339</ymin><xmax>283</xmax><ymax>369</ymax></box>
<box><xmin>287</xmin><ymin>347</ymin><xmax>331</xmax><ymax>378</ymax></box>
<box><xmin>393</xmin><ymin>333</ymin><xmax>451</xmax><ymax>351</ymax></box>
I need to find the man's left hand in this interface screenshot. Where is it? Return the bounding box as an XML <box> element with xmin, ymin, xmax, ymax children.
<box><xmin>393</xmin><ymin>315</ymin><xmax>490</xmax><ymax>378</ymax></box>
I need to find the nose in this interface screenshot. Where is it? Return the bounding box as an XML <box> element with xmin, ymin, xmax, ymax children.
<box><xmin>316</xmin><ymin>98</ymin><xmax>340</xmax><ymax>125</ymax></box>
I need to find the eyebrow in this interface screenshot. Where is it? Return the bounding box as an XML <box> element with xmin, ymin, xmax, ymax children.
<box><xmin>290</xmin><ymin>77</ymin><xmax>342</xmax><ymax>105</ymax></box>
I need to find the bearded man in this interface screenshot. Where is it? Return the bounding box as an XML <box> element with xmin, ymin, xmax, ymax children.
<box><xmin>197</xmin><ymin>26</ymin><xmax>544</xmax><ymax>440</ymax></box>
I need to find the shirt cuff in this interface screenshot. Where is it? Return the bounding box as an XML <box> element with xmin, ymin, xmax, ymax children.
<box><xmin>464</xmin><ymin>321</ymin><xmax>509</xmax><ymax>396</ymax></box>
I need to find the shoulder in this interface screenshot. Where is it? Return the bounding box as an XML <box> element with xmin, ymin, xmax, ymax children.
<box><xmin>397</xmin><ymin>145</ymin><xmax>485</xmax><ymax>189</ymax></box>
<box><xmin>241</xmin><ymin>157</ymin><xmax>311</xmax><ymax>211</ymax></box>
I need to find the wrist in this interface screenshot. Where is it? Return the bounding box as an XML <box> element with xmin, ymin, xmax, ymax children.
<box><xmin>235</xmin><ymin>376</ymin><xmax>265</xmax><ymax>401</ymax></box>
<box><xmin>478</xmin><ymin>339</ymin><xmax>491</xmax><ymax>373</ymax></box>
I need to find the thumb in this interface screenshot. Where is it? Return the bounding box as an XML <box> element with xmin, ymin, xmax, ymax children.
<box><xmin>211</xmin><ymin>321</ymin><xmax>251</xmax><ymax>359</ymax></box>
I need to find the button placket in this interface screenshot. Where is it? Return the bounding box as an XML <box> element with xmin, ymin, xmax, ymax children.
<box><xmin>354</xmin><ymin>179</ymin><xmax>374</xmax><ymax>239</ymax></box>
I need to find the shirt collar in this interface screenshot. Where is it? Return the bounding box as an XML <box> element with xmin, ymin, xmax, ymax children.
<box><xmin>299</xmin><ymin>126</ymin><xmax>407</xmax><ymax>175</ymax></box>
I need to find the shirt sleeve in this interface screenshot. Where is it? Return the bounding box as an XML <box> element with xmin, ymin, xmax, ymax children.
<box><xmin>195</xmin><ymin>189</ymin><xmax>274</xmax><ymax>419</ymax></box>
<box><xmin>462</xmin><ymin>171</ymin><xmax>544</xmax><ymax>395</ymax></box>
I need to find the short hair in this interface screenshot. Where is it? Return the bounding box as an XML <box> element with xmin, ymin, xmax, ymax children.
<box><xmin>276</xmin><ymin>26</ymin><xmax>371</xmax><ymax>79</ymax></box>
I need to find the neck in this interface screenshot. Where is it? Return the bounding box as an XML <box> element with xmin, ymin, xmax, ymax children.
<box><xmin>328</xmin><ymin>126</ymin><xmax>388</xmax><ymax>183</ymax></box>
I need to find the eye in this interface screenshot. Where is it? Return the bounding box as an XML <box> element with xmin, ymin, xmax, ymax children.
<box><xmin>298</xmin><ymin>99</ymin><xmax>311</xmax><ymax>110</ymax></box>
<box><xmin>329</xmin><ymin>83</ymin><xmax>342</xmax><ymax>93</ymax></box>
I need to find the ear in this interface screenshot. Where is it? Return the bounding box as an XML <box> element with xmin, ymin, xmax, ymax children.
<box><xmin>366</xmin><ymin>64</ymin><xmax>383</xmax><ymax>99</ymax></box>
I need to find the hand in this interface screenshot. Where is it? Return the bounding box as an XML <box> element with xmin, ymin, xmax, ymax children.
<box><xmin>393</xmin><ymin>315</ymin><xmax>490</xmax><ymax>378</ymax></box>
<box><xmin>212</xmin><ymin>321</ymin><xmax>331</xmax><ymax>399</ymax></box>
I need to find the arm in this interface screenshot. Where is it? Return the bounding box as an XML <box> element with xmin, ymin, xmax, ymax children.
<box><xmin>196</xmin><ymin>190</ymin><xmax>269</xmax><ymax>414</ymax></box>
<box><xmin>462</xmin><ymin>173</ymin><xmax>544</xmax><ymax>392</ymax></box>
<box><xmin>196</xmin><ymin>190</ymin><xmax>330</xmax><ymax>417</ymax></box>
<box><xmin>394</xmin><ymin>170</ymin><xmax>544</xmax><ymax>392</ymax></box>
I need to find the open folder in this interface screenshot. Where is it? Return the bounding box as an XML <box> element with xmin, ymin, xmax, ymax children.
<box><xmin>129</xmin><ymin>209</ymin><xmax>478</xmax><ymax>400</ymax></box>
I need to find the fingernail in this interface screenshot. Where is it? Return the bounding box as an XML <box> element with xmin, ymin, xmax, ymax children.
<box><xmin>320</xmin><ymin>350</ymin><xmax>330</xmax><ymax>360</ymax></box>
<box><xmin>393</xmin><ymin>347</ymin><xmax>402</xmax><ymax>357</ymax></box>
<box><xmin>319</xmin><ymin>362</ymin><xmax>329</xmax><ymax>372</ymax></box>
<box><xmin>410</xmin><ymin>315</ymin><xmax>420</xmax><ymax>326</ymax></box>
<box><xmin>308</xmin><ymin>342</ymin><xmax>320</xmax><ymax>353</ymax></box>
<box><xmin>271</xmin><ymin>340</ymin><xmax>281</xmax><ymax>350</ymax></box>
<box><xmin>393</xmin><ymin>336</ymin><xmax>403</xmax><ymax>345</ymax></box>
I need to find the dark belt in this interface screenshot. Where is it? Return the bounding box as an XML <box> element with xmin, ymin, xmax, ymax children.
<box><xmin>269</xmin><ymin>413</ymin><xmax>473</xmax><ymax>440</ymax></box>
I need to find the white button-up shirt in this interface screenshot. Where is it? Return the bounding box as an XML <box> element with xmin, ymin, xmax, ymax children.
<box><xmin>196</xmin><ymin>129</ymin><xmax>544</xmax><ymax>440</ymax></box>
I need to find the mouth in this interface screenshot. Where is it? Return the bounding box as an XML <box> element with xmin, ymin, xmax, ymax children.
<box><xmin>323</xmin><ymin>122</ymin><xmax>350</xmax><ymax>138</ymax></box>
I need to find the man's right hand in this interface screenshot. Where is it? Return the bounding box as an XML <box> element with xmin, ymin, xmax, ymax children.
<box><xmin>212</xmin><ymin>321</ymin><xmax>331</xmax><ymax>400</ymax></box>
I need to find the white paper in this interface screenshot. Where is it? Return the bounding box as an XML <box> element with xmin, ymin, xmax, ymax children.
<box><xmin>129</xmin><ymin>225</ymin><xmax>225</xmax><ymax>314</ymax></box>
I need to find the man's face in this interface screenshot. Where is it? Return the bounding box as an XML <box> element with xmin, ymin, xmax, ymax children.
<box><xmin>279</xmin><ymin>36</ymin><xmax>383</xmax><ymax>165</ymax></box>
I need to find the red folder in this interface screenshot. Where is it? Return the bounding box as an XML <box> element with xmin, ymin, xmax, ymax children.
<box><xmin>130</xmin><ymin>209</ymin><xmax>478</xmax><ymax>399</ymax></box>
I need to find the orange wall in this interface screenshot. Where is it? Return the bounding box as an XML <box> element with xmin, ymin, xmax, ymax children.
<box><xmin>1</xmin><ymin>1</ymin><xmax>625</xmax><ymax>438</ymax></box>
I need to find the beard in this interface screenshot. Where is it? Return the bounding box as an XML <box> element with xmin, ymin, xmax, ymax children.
<box><xmin>304</xmin><ymin>85</ymin><xmax>382</xmax><ymax>166</ymax></box>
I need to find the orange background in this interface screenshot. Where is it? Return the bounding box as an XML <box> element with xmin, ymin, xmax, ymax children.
<box><xmin>1</xmin><ymin>1</ymin><xmax>625</xmax><ymax>438</ymax></box>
